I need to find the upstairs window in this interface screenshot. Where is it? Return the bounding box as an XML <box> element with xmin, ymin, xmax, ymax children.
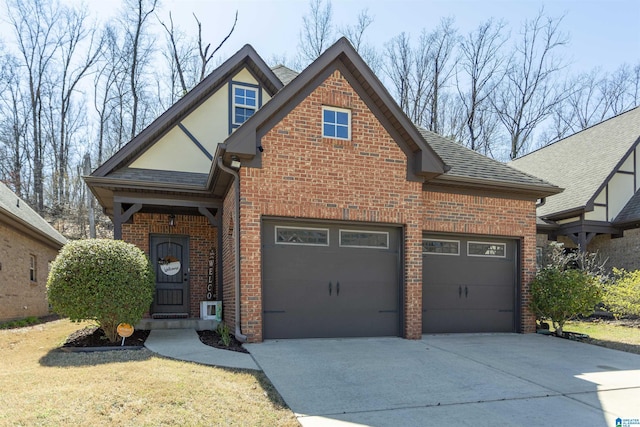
<box><xmin>29</xmin><ymin>254</ymin><xmax>37</xmax><ymax>282</ymax></box>
<box><xmin>233</xmin><ymin>85</ymin><xmax>258</xmax><ymax>127</ymax></box>
<box><xmin>322</xmin><ymin>107</ymin><xmax>350</xmax><ymax>140</ymax></box>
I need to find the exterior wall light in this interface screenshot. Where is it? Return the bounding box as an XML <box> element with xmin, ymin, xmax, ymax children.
<box><xmin>169</xmin><ymin>214</ymin><xmax>176</xmax><ymax>227</ymax></box>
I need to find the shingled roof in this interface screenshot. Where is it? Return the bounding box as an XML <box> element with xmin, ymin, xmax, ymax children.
<box><xmin>420</xmin><ymin>128</ymin><xmax>559</xmax><ymax>193</ymax></box>
<box><xmin>510</xmin><ymin>106</ymin><xmax>640</xmax><ymax>218</ymax></box>
<box><xmin>0</xmin><ymin>182</ymin><xmax>66</xmax><ymax>249</ymax></box>
<box><xmin>271</xmin><ymin>64</ymin><xmax>299</xmax><ymax>85</ymax></box>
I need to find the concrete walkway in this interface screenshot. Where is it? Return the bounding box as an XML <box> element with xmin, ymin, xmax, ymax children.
<box><xmin>246</xmin><ymin>334</ymin><xmax>640</xmax><ymax>427</ymax></box>
<box><xmin>144</xmin><ymin>329</ymin><xmax>259</xmax><ymax>370</ymax></box>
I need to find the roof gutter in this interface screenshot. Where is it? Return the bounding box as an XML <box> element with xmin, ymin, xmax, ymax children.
<box><xmin>216</xmin><ymin>156</ymin><xmax>247</xmax><ymax>343</ymax></box>
<box><xmin>427</xmin><ymin>174</ymin><xmax>563</xmax><ymax>198</ymax></box>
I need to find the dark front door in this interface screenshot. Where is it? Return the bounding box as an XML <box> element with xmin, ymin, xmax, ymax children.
<box><xmin>150</xmin><ymin>234</ymin><xmax>190</xmax><ymax>315</ymax></box>
<box><xmin>422</xmin><ymin>235</ymin><xmax>517</xmax><ymax>333</ymax></box>
<box><xmin>263</xmin><ymin>220</ymin><xmax>401</xmax><ymax>339</ymax></box>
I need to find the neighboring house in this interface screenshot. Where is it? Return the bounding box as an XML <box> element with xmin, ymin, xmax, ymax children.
<box><xmin>0</xmin><ymin>182</ymin><xmax>67</xmax><ymax>322</ymax></box>
<box><xmin>85</xmin><ymin>38</ymin><xmax>559</xmax><ymax>342</ymax></box>
<box><xmin>511</xmin><ymin>106</ymin><xmax>640</xmax><ymax>271</ymax></box>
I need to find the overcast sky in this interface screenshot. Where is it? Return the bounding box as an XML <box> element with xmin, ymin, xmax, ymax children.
<box><xmin>66</xmin><ymin>0</ymin><xmax>640</xmax><ymax>75</ymax></box>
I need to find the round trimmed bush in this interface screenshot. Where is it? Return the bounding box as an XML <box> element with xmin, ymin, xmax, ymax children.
<box><xmin>47</xmin><ymin>239</ymin><xmax>155</xmax><ymax>342</ymax></box>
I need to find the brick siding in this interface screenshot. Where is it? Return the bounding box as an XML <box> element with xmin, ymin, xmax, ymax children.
<box><xmin>588</xmin><ymin>229</ymin><xmax>640</xmax><ymax>271</ymax></box>
<box><xmin>225</xmin><ymin>69</ymin><xmax>539</xmax><ymax>341</ymax></box>
<box><xmin>0</xmin><ymin>222</ymin><xmax>58</xmax><ymax>321</ymax></box>
<box><xmin>122</xmin><ymin>213</ymin><xmax>217</xmax><ymax>317</ymax></box>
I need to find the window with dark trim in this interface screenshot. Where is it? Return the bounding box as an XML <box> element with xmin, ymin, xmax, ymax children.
<box><xmin>233</xmin><ymin>85</ymin><xmax>257</xmax><ymax>125</ymax></box>
<box><xmin>275</xmin><ymin>226</ymin><xmax>329</xmax><ymax>246</ymax></box>
<box><xmin>339</xmin><ymin>230</ymin><xmax>389</xmax><ymax>249</ymax></box>
<box><xmin>422</xmin><ymin>239</ymin><xmax>460</xmax><ymax>255</ymax></box>
<box><xmin>29</xmin><ymin>254</ymin><xmax>37</xmax><ymax>282</ymax></box>
<box><xmin>468</xmin><ymin>241</ymin><xmax>506</xmax><ymax>257</ymax></box>
<box><xmin>322</xmin><ymin>106</ymin><xmax>350</xmax><ymax>139</ymax></box>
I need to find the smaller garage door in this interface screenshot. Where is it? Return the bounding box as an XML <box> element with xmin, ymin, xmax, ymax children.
<box><xmin>422</xmin><ymin>235</ymin><xmax>518</xmax><ymax>333</ymax></box>
<box><xmin>263</xmin><ymin>220</ymin><xmax>401</xmax><ymax>339</ymax></box>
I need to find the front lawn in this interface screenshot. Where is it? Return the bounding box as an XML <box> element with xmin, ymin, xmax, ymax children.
<box><xmin>544</xmin><ymin>318</ymin><xmax>640</xmax><ymax>355</ymax></box>
<box><xmin>0</xmin><ymin>319</ymin><xmax>298</xmax><ymax>426</ymax></box>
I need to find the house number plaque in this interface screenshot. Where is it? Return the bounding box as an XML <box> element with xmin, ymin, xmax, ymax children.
<box><xmin>207</xmin><ymin>248</ymin><xmax>216</xmax><ymax>300</ymax></box>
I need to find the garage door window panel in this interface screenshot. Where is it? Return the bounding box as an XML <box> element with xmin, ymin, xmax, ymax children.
<box><xmin>422</xmin><ymin>239</ymin><xmax>460</xmax><ymax>255</ymax></box>
<box><xmin>468</xmin><ymin>241</ymin><xmax>506</xmax><ymax>258</ymax></box>
<box><xmin>275</xmin><ymin>226</ymin><xmax>329</xmax><ymax>246</ymax></box>
<box><xmin>339</xmin><ymin>230</ymin><xmax>389</xmax><ymax>249</ymax></box>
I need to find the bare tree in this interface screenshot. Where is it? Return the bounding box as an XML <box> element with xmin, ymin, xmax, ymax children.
<box><xmin>298</xmin><ymin>0</ymin><xmax>333</xmax><ymax>64</ymax></box>
<box><xmin>492</xmin><ymin>9</ymin><xmax>569</xmax><ymax>159</ymax></box>
<box><xmin>383</xmin><ymin>33</ymin><xmax>412</xmax><ymax>115</ymax></box>
<box><xmin>0</xmin><ymin>54</ymin><xmax>30</xmax><ymax>197</ymax></box>
<box><xmin>384</xmin><ymin>18</ymin><xmax>458</xmax><ymax>133</ymax></box>
<box><xmin>194</xmin><ymin>12</ymin><xmax>238</xmax><ymax>82</ymax></box>
<box><xmin>340</xmin><ymin>9</ymin><xmax>380</xmax><ymax>73</ymax></box>
<box><xmin>6</xmin><ymin>0</ymin><xmax>63</xmax><ymax>212</ymax></box>
<box><xmin>50</xmin><ymin>5</ymin><xmax>102</xmax><ymax>208</ymax></box>
<box><xmin>120</xmin><ymin>0</ymin><xmax>158</xmax><ymax>139</ymax></box>
<box><xmin>424</xmin><ymin>17</ymin><xmax>458</xmax><ymax>134</ymax></box>
<box><xmin>456</xmin><ymin>19</ymin><xmax>507</xmax><ymax>154</ymax></box>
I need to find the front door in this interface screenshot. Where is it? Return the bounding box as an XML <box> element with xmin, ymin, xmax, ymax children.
<box><xmin>150</xmin><ymin>234</ymin><xmax>190</xmax><ymax>315</ymax></box>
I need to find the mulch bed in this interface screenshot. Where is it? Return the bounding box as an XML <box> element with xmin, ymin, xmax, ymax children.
<box><xmin>62</xmin><ymin>325</ymin><xmax>248</xmax><ymax>353</ymax></box>
<box><xmin>197</xmin><ymin>330</ymin><xmax>249</xmax><ymax>353</ymax></box>
<box><xmin>63</xmin><ymin>326</ymin><xmax>149</xmax><ymax>348</ymax></box>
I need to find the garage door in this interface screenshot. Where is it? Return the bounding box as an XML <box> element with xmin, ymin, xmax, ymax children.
<box><xmin>263</xmin><ymin>220</ymin><xmax>401</xmax><ymax>339</ymax></box>
<box><xmin>422</xmin><ymin>235</ymin><xmax>517</xmax><ymax>333</ymax></box>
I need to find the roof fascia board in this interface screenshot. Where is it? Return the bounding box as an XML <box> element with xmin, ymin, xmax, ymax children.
<box><xmin>542</xmin><ymin>206</ymin><xmax>586</xmax><ymax>221</ymax></box>
<box><xmin>84</xmin><ymin>175</ymin><xmax>207</xmax><ymax>192</ymax></box>
<box><xmin>92</xmin><ymin>45</ymin><xmax>282</xmax><ymax>178</ymax></box>
<box><xmin>585</xmin><ymin>135</ymin><xmax>640</xmax><ymax>211</ymax></box>
<box><xmin>113</xmin><ymin>194</ymin><xmax>221</xmax><ymax>208</ymax></box>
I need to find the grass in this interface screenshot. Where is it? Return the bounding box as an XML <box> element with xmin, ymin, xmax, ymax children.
<box><xmin>0</xmin><ymin>318</ymin><xmax>298</xmax><ymax>427</ymax></box>
<box><xmin>543</xmin><ymin>318</ymin><xmax>640</xmax><ymax>355</ymax></box>
<box><xmin>0</xmin><ymin>316</ymin><xmax>41</xmax><ymax>329</ymax></box>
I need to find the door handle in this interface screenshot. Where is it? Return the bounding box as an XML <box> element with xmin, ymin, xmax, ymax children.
<box><xmin>465</xmin><ymin>286</ymin><xmax>468</xmax><ymax>298</ymax></box>
<box><xmin>337</xmin><ymin>281</ymin><xmax>340</xmax><ymax>296</ymax></box>
<box><xmin>329</xmin><ymin>281</ymin><xmax>332</xmax><ymax>296</ymax></box>
<box><xmin>459</xmin><ymin>286</ymin><xmax>462</xmax><ymax>298</ymax></box>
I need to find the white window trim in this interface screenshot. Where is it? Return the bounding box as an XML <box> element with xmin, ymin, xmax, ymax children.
<box><xmin>339</xmin><ymin>229</ymin><xmax>389</xmax><ymax>249</ymax></box>
<box><xmin>467</xmin><ymin>241</ymin><xmax>507</xmax><ymax>258</ymax></box>
<box><xmin>275</xmin><ymin>226</ymin><xmax>330</xmax><ymax>246</ymax></box>
<box><xmin>29</xmin><ymin>254</ymin><xmax>37</xmax><ymax>282</ymax></box>
<box><xmin>232</xmin><ymin>84</ymin><xmax>258</xmax><ymax>126</ymax></box>
<box><xmin>322</xmin><ymin>106</ymin><xmax>351</xmax><ymax>140</ymax></box>
<box><xmin>422</xmin><ymin>238</ymin><xmax>460</xmax><ymax>256</ymax></box>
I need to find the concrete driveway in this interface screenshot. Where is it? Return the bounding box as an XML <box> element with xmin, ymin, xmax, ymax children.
<box><xmin>246</xmin><ymin>334</ymin><xmax>640</xmax><ymax>426</ymax></box>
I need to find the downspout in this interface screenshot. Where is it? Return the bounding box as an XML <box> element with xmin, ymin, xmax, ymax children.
<box><xmin>217</xmin><ymin>156</ymin><xmax>247</xmax><ymax>343</ymax></box>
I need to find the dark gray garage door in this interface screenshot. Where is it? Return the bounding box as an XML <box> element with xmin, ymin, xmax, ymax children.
<box><xmin>422</xmin><ymin>235</ymin><xmax>517</xmax><ymax>333</ymax></box>
<box><xmin>263</xmin><ymin>220</ymin><xmax>401</xmax><ymax>339</ymax></box>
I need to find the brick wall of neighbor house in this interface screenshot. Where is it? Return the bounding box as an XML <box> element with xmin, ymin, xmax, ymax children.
<box><xmin>122</xmin><ymin>213</ymin><xmax>217</xmax><ymax>317</ymax></box>
<box><xmin>588</xmin><ymin>228</ymin><xmax>640</xmax><ymax>271</ymax></box>
<box><xmin>226</xmin><ymin>68</ymin><xmax>538</xmax><ymax>342</ymax></box>
<box><xmin>0</xmin><ymin>222</ymin><xmax>58</xmax><ymax>321</ymax></box>
<box><xmin>422</xmin><ymin>191</ymin><xmax>539</xmax><ymax>333</ymax></box>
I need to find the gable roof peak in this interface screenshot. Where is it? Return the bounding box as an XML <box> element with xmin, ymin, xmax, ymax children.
<box><xmin>220</xmin><ymin>36</ymin><xmax>448</xmax><ymax>180</ymax></box>
<box><xmin>91</xmin><ymin>42</ymin><xmax>282</xmax><ymax>179</ymax></box>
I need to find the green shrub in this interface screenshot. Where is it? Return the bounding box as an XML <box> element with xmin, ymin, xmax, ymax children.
<box><xmin>217</xmin><ymin>322</ymin><xmax>231</xmax><ymax>347</ymax></box>
<box><xmin>530</xmin><ymin>242</ymin><xmax>604</xmax><ymax>336</ymax></box>
<box><xmin>47</xmin><ymin>239</ymin><xmax>154</xmax><ymax>342</ymax></box>
<box><xmin>0</xmin><ymin>316</ymin><xmax>39</xmax><ymax>329</ymax></box>
<box><xmin>603</xmin><ymin>268</ymin><xmax>640</xmax><ymax>318</ymax></box>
